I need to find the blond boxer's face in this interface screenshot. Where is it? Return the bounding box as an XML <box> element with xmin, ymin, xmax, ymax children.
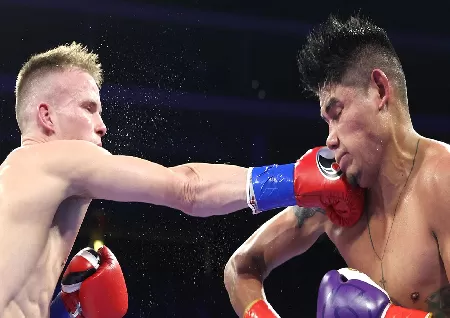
<box><xmin>50</xmin><ymin>69</ymin><xmax>106</xmax><ymax>146</ymax></box>
<box><xmin>319</xmin><ymin>83</ymin><xmax>387</xmax><ymax>188</ymax></box>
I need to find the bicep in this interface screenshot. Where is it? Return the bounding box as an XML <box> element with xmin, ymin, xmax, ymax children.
<box><xmin>233</xmin><ymin>206</ymin><xmax>326</xmax><ymax>276</ymax></box>
<box><xmin>74</xmin><ymin>154</ymin><xmax>188</xmax><ymax>210</ymax></box>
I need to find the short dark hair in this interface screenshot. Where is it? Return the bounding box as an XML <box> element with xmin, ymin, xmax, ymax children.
<box><xmin>297</xmin><ymin>14</ymin><xmax>407</xmax><ymax>104</ymax></box>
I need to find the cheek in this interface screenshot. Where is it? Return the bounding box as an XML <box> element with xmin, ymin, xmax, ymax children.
<box><xmin>59</xmin><ymin>110</ymin><xmax>92</xmax><ymax>130</ymax></box>
<box><xmin>338</xmin><ymin>113</ymin><xmax>368</xmax><ymax>141</ymax></box>
<box><xmin>338</xmin><ymin>114</ymin><xmax>381</xmax><ymax>162</ymax></box>
<box><xmin>57</xmin><ymin>107</ymin><xmax>79</xmax><ymax>121</ymax></box>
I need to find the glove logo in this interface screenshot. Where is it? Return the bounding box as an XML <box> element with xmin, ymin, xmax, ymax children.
<box><xmin>316</xmin><ymin>147</ymin><xmax>343</xmax><ymax>181</ymax></box>
<box><xmin>61</xmin><ymin>248</ymin><xmax>100</xmax><ymax>293</ymax></box>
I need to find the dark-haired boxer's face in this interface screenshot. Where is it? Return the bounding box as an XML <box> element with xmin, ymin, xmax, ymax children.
<box><xmin>49</xmin><ymin>69</ymin><xmax>106</xmax><ymax>146</ymax></box>
<box><xmin>319</xmin><ymin>84</ymin><xmax>388</xmax><ymax>188</ymax></box>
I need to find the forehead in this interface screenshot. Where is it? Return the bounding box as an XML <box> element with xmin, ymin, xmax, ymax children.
<box><xmin>318</xmin><ymin>85</ymin><xmax>358</xmax><ymax>110</ymax></box>
<box><xmin>53</xmin><ymin>68</ymin><xmax>100</xmax><ymax>103</ymax></box>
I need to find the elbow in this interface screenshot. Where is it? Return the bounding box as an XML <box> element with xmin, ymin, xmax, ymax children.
<box><xmin>173</xmin><ymin>165</ymin><xmax>201</xmax><ymax>216</ymax></box>
<box><xmin>168</xmin><ymin>165</ymin><xmax>198</xmax><ymax>215</ymax></box>
<box><xmin>177</xmin><ymin>177</ymin><xmax>197</xmax><ymax>216</ymax></box>
<box><xmin>177</xmin><ymin>194</ymin><xmax>195</xmax><ymax>216</ymax></box>
<box><xmin>224</xmin><ymin>249</ymin><xmax>267</xmax><ymax>292</ymax></box>
<box><xmin>224</xmin><ymin>256</ymin><xmax>238</xmax><ymax>294</ymax></box>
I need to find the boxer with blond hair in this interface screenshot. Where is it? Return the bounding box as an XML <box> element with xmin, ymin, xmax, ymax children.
<box><xmin>1</xmin><ymin>42</ymin><xmax>363</xmax><ymax>317</ymax></box>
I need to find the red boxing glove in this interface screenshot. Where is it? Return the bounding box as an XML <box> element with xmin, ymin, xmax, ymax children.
<box><xmin>294</xmin><ymin>146</ymin><xmax>365</xmax><ymax>227</ymax></box>
<box><xmin>61</xmin><ymin>246</ymin><xmax>128</xmax><ymax>318</ymax></box>
<box><xmin>384</xmin><ymin>305</ymin><xmax>432</xmax><ymax>318</ymax></box>
<box><xmin>244</xmin><ymin>299</ymin><xmax>280</xmax><ymax>318</ymax></box>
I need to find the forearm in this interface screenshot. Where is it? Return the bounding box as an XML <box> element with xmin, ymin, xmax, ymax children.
<box><xmin>224</xmin><ymin>261</ymin><xmax>267</xmax><ymax>317</ymax></box>
<box><xmin>174</xmin><ymin>163</ymin><xmax>249</xmax><ymax>216</ymax></box>
<box><xmin>228</xmin><ymin>277</ymin><xmax>266</xmax><ymax>316</ymax></box>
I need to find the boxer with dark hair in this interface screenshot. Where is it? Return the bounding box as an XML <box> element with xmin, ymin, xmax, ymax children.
<box><xmin>225</xmin><ymin>14</ymin><xmax>450</xmax><ymax>317</ymax></box>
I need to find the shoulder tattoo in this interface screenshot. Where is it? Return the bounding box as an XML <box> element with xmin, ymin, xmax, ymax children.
<box><xmin>292</xmin><ymin>206</ymin><xmax>325</xmax><ymax>228</ymax></box>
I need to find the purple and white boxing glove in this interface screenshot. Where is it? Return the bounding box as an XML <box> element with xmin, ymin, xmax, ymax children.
<box><xmin>317</xmin><ymin>268</ymin><xmax>431</xmax><ymax>318</ymax></box>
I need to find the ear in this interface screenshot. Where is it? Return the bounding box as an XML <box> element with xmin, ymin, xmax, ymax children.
<box><xmin>371</xmin><ymin>69</ymin><xmax>390</xmax><ymax>111</ymax></box>
<box><xmin>37</xmin><ymin>103</ymin><xmax>55</xmax><ymax>134</ymax></box>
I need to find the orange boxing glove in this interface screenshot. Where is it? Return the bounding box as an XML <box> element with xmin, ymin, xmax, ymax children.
<box><xmin>243</xmin><ymin>299</ymin><xmax>280</xmax><ymax>318</ymax></box>
<box><xmin>60</xmin><ymin>246</ymin><xmax>128</xmax><ymax>318</ymax></box>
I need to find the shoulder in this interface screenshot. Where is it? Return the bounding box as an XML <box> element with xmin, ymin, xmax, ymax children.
<box><xmin>9</xmin><ymin>140</ymin><xmax>112</xmax><ymax>178</ymax></box>
<box><xmin>419</xmin><ymin>139</ymin><xmax>450</xmax><ymax>230</ymax></box>
<box><xmin>10</xmin><ymin>140</ymin><xmax>111</xmax><ymax>159</ymax></box>
<box><xmin>44</xmin><ymin>140</ymin><xmax>112</xmax><ymax>175</ymax></box>
<box><xmin>421</xmin><ymin>139</ymin><xmax>450</xmax><ymax>187</ymax></box>
<box><xmin>39</xmin><ymin>140</ymin><xmax>112</xmax><ymax>164</ymax></box>
<box><xmin>43</xmin><ymin>140</ymin><xmax>112</xmax><ymax>156</ymax></box>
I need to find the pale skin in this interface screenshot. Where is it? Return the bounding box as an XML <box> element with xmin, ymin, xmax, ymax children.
<box><xmin>224</xmin><ymin>69</ymin><xmax>450</xmax><ymax>316</ymax></box>
<box><xmin>0</xmin><ymin>67</ymin><xmax>249</xmax><ymax>318</ymax></box>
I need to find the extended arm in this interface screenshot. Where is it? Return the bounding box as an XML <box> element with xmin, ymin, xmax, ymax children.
<box><xmin>61</xmin><ymin>141</ymin><xmax>248</xmax><ymax>217</ymax></box>
<box><xmin>54</xmin><ymin>141</ymin><xmax>363</xmax><ymax>220</ymax></box>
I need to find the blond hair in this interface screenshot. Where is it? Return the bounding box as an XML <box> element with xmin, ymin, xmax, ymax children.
<box><xmin>15</xmin><ymin>42</ymin><xmax>103</xmax><ymax>132</ymax></box>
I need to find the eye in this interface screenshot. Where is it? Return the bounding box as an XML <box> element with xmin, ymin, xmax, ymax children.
<box><xmin>83</xmin><ymin>103</ymin><xmax>96</xmax><ymax>113</ymax></box>
<box><xmin>332</xmin><ymin>107</ymin><xmax>342</xmax><ymax>120</ymax></box>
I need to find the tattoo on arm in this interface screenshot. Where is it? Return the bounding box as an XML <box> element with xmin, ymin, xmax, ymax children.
<box><xmin>426</xmin><ymin>285</ymin><xmax>450</xmax><ymax>317</ymax></box>
<box><xmin>292</xmin><ymin>206</ymin><xmax>325</xmax><ymax>228</ymax></box>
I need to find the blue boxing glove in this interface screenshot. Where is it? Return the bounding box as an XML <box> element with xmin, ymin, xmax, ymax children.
<box><xmin>317</xmin><ymin>268</ymin><xmax>431</xmax><ymax>318</ymax></box>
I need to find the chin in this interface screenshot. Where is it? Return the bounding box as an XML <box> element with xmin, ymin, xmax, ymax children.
<box><xmin>351</xmin><ymin>172</ymin><xmax>376</xmax><ymax>189</ymax></box>
<box><xmin>346</xmin><ymin>172</ymin><xmax>360</xmax><ymax>187</ymax></box>
<box><xmin>344</xmin><ymin>165</ymin><xmax>363</xmax><ymax>188</ymax></box>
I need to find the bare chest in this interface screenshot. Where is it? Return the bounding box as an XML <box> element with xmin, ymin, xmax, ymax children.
<box><xmin>2</xmin><ymin>197</ymin><xmax>91</xmax><ymax>318</ymax></box>
<box><xmin>327</xmin><ymin>200</ymin><xmax>448</xmax><ymax>311</ymax></box>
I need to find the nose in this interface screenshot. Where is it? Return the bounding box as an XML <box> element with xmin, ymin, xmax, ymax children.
<box><xmin>326</xmin><ymin>124</ymin><xmax>339</xmax><ymax>151</ymax></box>
<box><xmin>95</xmin><ymin>116</ymin><xmax>107</xmax><ymax>138</ymax></box>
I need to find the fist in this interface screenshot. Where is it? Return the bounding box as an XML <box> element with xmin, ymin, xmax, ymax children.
<box><xmin>61</xmin><ymin>246</ymin><xmax>128</xmax><ymax>318</ymax></box>
<box><xmin>317</xmin><ymin>268</ymin><xmax>390</xmax><ymax>318</ymax></box>
<box><xmin>61</xmin><ymin>248</ymin><xmax>100</xmax><ymax>317</ymax></box>
<box><xmin>294</xmin><ymin>147</ymin><xmax>365</xmax><ymax>227</ymax></box>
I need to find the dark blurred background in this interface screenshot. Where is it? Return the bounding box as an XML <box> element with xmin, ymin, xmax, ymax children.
<box><xmin>0</xmin><ymin>1</ymin><xmax>449</xmax><ymax>317</ymax></box>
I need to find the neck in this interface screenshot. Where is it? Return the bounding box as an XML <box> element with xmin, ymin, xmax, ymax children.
<box><xmin>20</xmin><ymin>133</ymin><xmax>51</xmax><ymax>147</ymax></box>
<box><xmin>367</xmin><ymin>124</ymin><xmax>420</xmax><ymax>215</ymax></box>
